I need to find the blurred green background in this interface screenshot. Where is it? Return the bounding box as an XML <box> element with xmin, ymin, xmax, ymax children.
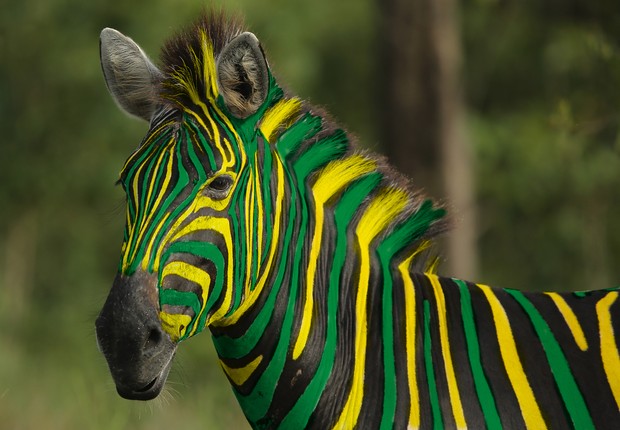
<box><xmin>1</xmin><ymin>0</ymin><xmax>619</xmax><ymax>428</ymax></box>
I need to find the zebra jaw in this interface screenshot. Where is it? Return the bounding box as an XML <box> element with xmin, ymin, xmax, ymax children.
<box><xmin>95</xmin><ymin>272</ymin><xmax>176</xmax><ymax>400</ymax></box>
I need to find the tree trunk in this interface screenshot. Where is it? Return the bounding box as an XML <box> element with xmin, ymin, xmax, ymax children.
<box><xmin>379</xmin><ymin>0</ymin><xmax>478</xmax><ymax>279</ymax></box>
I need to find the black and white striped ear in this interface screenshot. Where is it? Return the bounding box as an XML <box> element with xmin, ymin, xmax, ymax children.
<box><xmin>100</xmin><ymin>28</ymin><xmax>162</xmax><ymax>121</ymax></box>
<box><xmin>216</xmin><ymin>32</ymin><xmax>269</xmax><ymax>119</ymax></box>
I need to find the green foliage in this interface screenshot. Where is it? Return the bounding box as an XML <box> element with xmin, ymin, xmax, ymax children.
<box><xmin>464</xmin><ymin>1</ymin><xmax>620</xmax><ymax>291</ymax></box>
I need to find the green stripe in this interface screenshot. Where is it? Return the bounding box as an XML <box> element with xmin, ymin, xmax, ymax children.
<box><xmin>159</xmin><ymin>241</ymin><xmax>226</xmax><ymax>340</ymax></box>
<box><xmin>379</xmin><ymin>258</ymin><xmax>397</xmax><ymax>429</ymax></box>
<box><xmin>229</xmin><ymin>180</ymin><xmax>299</xmax><ymax>423</ymax></box>
<box><xmin>278</xmin><ymin>173</ymin><xmax>381</xmax><ymax>429</ymax></box>
<box><xmin>259</xmin><ymin>143</ymin><xmax>273</xmax><ymax>269</ymax></box>
<box><xmin>128</xmin><ymin>135</ymin><xmax>192</xmax><ymax>273</ymax></box>
<box><xmin>506</xmin><ymin>289</ymin><xmax>595</xmax><ymax>430</ymax></box>
<box><xmin>424</xmin><ymin>299</ymin><xmax>444</xmax><ymax>430</ymax></box>
<box><xmin>275</xmin><ymin>113</ymin><xmax>322</xmax><ymax>158</ymax></box>
<box><xmin>159</xmin><ymin>288</ymin><xmax>201</xmax><ymax>317</ymax></box>
<box><xmin>229</xmin><ymin>169</ymin><xmax>250</xmax><ymax>313</ymax></box>
<box><xmin>188</xmin><ymin>118</ymin><xmax>217</xmax><ymax>171</ymax></box>
<box><xmin>453</xmin><ymin>278</ymin><xmax>502</xmax><ymax>429</ymax></box>
<box><xmin>213</xmin><ymin>177</ymin><xmax>298</xmax><ymax>359</ymax></box>
<box><xmin>146</xmin><ymin>132</ymin><xmax>207</xmax><ymax>272</ymax></box>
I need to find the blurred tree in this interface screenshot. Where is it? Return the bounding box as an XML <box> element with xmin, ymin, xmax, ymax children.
<box><xmin>464</xmin><ymin>0</ymin><xmax>620</xmax><ymax>291</ymax></box>
<box><xmin>378</xmin><ymin>0</ymin><xmax>477</xmax><ymax>279</ymax></box>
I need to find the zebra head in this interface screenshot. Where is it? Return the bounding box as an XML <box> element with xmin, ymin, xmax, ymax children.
<box><xmin>95</xmin><ymin>17</ymin><xmax>274</xmax><ymax>400</ymax></box>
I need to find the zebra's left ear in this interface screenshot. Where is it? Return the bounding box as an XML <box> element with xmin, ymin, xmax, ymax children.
<box><xmin>100</xmin><ymin>28</ymin><xmax>162</xmax><ymax>121</ymax></box>
<box><xmin>216</xmin><ymin>32</ymin><xmax>269</xmax><ymax>119</ymax></box>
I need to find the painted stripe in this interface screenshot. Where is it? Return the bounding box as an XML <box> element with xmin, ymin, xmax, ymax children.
<box><xmin>509</xmin><ymin>289</ymin><xmax>595</xmax><ymax>430</ymax></box>
<box><xmin>199</xmin><ymin>217</ymin><xmax>234</xmax><ymax>322</ymax></box>
<box><xmin>243</xmin><ymin>173</ymin><xmax>255</xmax><ymax>291</ymax></box>
<box><xmin>428</xmin><ymin>275</ymin><xmax>466</xmax><ymax>429</ymax></box>
<box><xmin>159</xmin><ymin>241</ymin><xmax>226</xmax><ymax>335</ymax></box>
<box><xmin>546</xmin><ymin>292</ymin><xmax>588</xmax><ymax>351</ymax></box>
<box><xmin>161</xmin><ymin>261</ymin><xmax>212</xmax><ymax>338</ymax></box>
<box><xmin>453</xmin><ymin>279</ymin><xmax>502</xmax><ymax>430</ymax></box>
<box><xmin>423</xmin><ymin>299</ymin><xmax>443</xmax><ymax>429</ymax></box>
<box><xmin>217</xmin><ymin>154</ymin><xmax>286</xmax><ymax>326</ymax></box>
<box><xmin>220</xmin><ymin>355</ymin><xmax>263</xmax><ymax>387</ymax></box>
<box><xmin>226</xmin><ymin>167</ymin><xmax>301</xmax><ymax>422</ymax></box>
<box><xmin>292</xmin><ymin>155</ymin><xmax>376</xmax><ymax>359</ymax></box>
<box><xmin>278</xmin><ymin>173</ymin><xmax>382</xmax><ymax>429</ymax></box>
<box><xmin>141</xmin><ymin>145</ymin><xmax>176</xmax><ymax>270</ymax></box>
<box><xmin>260</xmin><ymin>97</ymin><xmax>302</xmax><ymax>142</ymax></box>
<box><xmin>159</xmin><ymin>312</ymin><xmax>192</xmax><ymax>342</ymax></box>
<box><xmin>399</xmin><ymin>258</ymin><xmax>420</xmax><ymax>429</ymax></box>
<box><xmin>478</xmin><ymin>284</ymin><xmax>547</xmax><ymax>430</ymax></box>
<box><xmin>597</xmin><ymin>291</ymin><xmax>620</xmax><ymax>410</ymax></box>
<box><xmin>332</xmin><ymin>188</ymin><xmax>408</xmax><ymax>429</ymax></box>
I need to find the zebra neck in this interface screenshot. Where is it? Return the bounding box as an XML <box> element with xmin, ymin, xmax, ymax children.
<box><xmin>207</xmin><ymin>108</ymin><xmax>445</xmax><ymax>426</ymax></box>
<box><xmin>208</xmin><ymin>173</ymin><xmax>444</xmax><ymax>428</ymax></box>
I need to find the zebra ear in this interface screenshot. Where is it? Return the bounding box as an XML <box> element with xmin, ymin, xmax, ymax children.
<box><xmin>216</xmin><ymin>32</ymin><xmax>269</xmax><ymax>119</ymax></box>
<box><xmin>100</xmin><ymin>28</ymin><xmax>162</xmax><ymax>121</ymax></box>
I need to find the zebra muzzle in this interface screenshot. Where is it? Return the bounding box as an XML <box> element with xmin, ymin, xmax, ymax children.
<box><xmin>96</xmin><ymin>271</ymin><xmax>176</xmax><ymax>400</ymax></box>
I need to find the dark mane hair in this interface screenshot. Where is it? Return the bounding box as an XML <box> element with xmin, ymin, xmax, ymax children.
<box><xmin>157</xmin><ymin>10</ymin><xmax>245</xmax><ymax>107</ymax></box>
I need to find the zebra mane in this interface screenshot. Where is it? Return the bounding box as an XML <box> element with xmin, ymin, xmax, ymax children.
<box><xmin>158</xmin><ymin>10</ymin><xmax>246</xmax><ymax>108</ymax></box>
<box><xmin>157</xmin><ymin>11</ymin><xmax>447</xmax><ymax>270</ymax></box>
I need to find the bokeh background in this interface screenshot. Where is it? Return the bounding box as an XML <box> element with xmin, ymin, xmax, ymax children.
<box><xmin>1</xmin><ymin>0</ymin><xmax>619</xmax><ymax>428</ymax></box>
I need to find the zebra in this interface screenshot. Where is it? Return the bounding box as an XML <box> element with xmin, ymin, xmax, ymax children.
<box><xmin>95</xmin><ymin>11</ymin><xmax>620</xmax><ymax>430</ymax></box>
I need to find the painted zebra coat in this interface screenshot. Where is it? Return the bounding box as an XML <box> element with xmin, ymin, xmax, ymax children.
<box><xmin>95</xmin><ymin>12</ymin><xmax>620</xmax><ymax>430</ymax></box>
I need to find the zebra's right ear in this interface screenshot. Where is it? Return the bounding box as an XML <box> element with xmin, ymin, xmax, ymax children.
<box><xmin>100</xmin><ymin>28</ymin><xmax>162</xmax><ymax>121</ymax></box>
<box><xmin>216</xmin><ymin>32</ymin><xmax>269</xmax><ymax>119</ymax></box>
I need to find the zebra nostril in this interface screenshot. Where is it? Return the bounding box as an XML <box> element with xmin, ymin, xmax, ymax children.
<box><xmin>144</xmin><ymin>327</ymin><xmax>162</xmax><ymax>351</ymax></box>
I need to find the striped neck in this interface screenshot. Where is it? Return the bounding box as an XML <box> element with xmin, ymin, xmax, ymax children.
<box><xmin>208</xmin><ymin>103</ymin><xmax>445</xmax><ymax>427</ymax></box>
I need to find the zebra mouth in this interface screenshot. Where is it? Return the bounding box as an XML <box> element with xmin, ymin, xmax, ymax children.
<box><xmin>114</xmin><ymin>353</ymin><xmax>174</xmax><ymax>401</ymax></box>
<box><xmin>136</xmin><ymin>377</ymin><xmax>159</xmax><ymax>393</ymax></box>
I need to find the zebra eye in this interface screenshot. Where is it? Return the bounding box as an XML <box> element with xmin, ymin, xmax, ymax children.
<box><xmin>206</xmin><ymin>174</ymin><xmax>234</xmax><ymax>199</ymax></box>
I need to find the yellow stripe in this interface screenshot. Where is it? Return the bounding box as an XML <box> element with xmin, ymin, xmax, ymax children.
<box><xmin>253</xmin><ymin>161</ymin><xmax>264</xmax><ymax>286</ymax></box>
<box><xmin>119</xmin><ymin>119</ymin><xmax>173</xmax><ymax>175</ymax></box>
<box><xmin>160</xmin><ymin>215</ymin><xmax>234</xmax><ymax>324</ymax></box>
<box><xmin>216</xmin><ymin>155</ymin><xmax>286</xmax><ymax>326</ymax></box>
<box><xmin>333</xmin><ymin>188</ymin><xmax>409</xmax><ymax>429</ymax></box>
<box><xmin>176</xmin><ymin>36</ymin><xmax>238</xmax><ymax>170</ymax></box>
<box><xmin>220</xmin><ymin>355</ymin><xmax>263</xmax><ymax>386</ymax></box>
<box><xmin>185</xmin><ymin>106</ymin><xmax>235</xmax><ymax>170</ymax></box>
<box><xmin>478</xmin><ymin>284</ymin><xmax>547</xmax><ymax>430</ymax></box>
<box><xmin>199</xmin><ymin>30</ymin><xmax>219</xmax><ymax>98</ymax></box>
<box><xmin>159</xmin><ymin>312</ymin><xmax>192</xmax><ymax>342</ymax></box>
<box><xmin>259</xmin><ymin>97</ymin><xmax>302</xmax><ymax>143</ymax></box>
<box><xmin>597</xmin><ymin>291</ymin><xmax>620</xmax><ymax>409</ymax></box>
<box><xmin>244</xmin><ymin>174</ymin><xmax>255</xmax><ymax>291</ymax></box>
<box><xmin>142</xmin><ymin>212</ymin><xmax>171</xmax><ymax>271</ymax></box>
<box><xmin>172</xmin><ymin>217</ymin><xmax>233</xmax><ymax>323</ymax></box>
<box><xmin>428</xmin><ymin>275</ymin><xmax>466</xmax><ymax>428</ymax></box>
<box><xmin>399</xmin><ymin>256</ymin><xmax>420</xmax><ymax>429</ymax></box>
<box><xmin>186</xmin><ymin>109</ymin><xmax>213</xmax><ymax>140</ymax></box>
<box><xmin>139</xmin><ymin>143</ymin><xmax>176</xmax><ymax>270</ymax></box>
<box><xmin>161</xmin><ymin>261</ymin><xmax>212</xmax><ymax>338</ymax></box>
<box><xmin>546</xmin><ymin>292</ymin><xmax>588</xmax><ymax>351</ymax></box>
<box><xmin>292</xmin><ymin>156</ymin><xmax>377</xmax><ymax>359</ymax></box>
<box><xmin>139</xmin><ymin>140</ymin><xmax>172</xmax><ymax>235</ymax></box>
<box><xmin>152</xmin><ymin>203</ymin><xmax>196</xmax><ymax>271</ymax></box>
<box><xmin>123</xmin><ymin>158</ymin><xmax>149</xmax><ymax>270</ymax></box>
